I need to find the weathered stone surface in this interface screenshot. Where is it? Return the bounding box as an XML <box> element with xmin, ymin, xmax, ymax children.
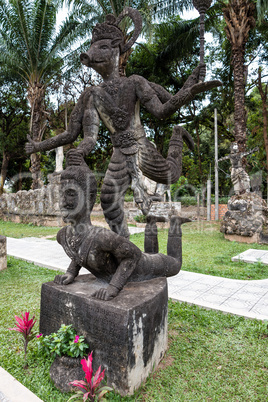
<box><xmin>148</xmin><ymin>202</ymin><xmax>181</xmax><ymax>220</ymax></box>
<box><xmin>0</xmin><ymin>173</ymin><xmax>64</xmax><ymax>227</ymax></box>
<box><xmin>0</xmin><ymin>235</ymin><xmax>7</xmax><ymax>271</ymax></box>
<box><xmin>50</xmin><ymin>356</ymin><xmax>84</xmax><ymax>392</ymax></box>
<box><xmin>220</xmin><ymin>192</ymin><xmax>268</xmax><ymax>240</ymax></box>
<box><xmin>40</xmin><ymin>275</ymin><xmax>168</xmax><ymax>395</ymax></box>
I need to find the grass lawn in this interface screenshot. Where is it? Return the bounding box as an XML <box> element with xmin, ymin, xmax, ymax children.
<box><xmin>131</xmin><ymin>221</ymin><xmax>268</xmax><ymax>280</ymax></box>
<box><xmin>0</xmin><ymin>259</ymin><xmax>267</xmax><ymax>401</ymax></box>
<box><xmin>0</xmin><ymin>219</ymin><xmax>60</xmax><ymax>239</ymax></box>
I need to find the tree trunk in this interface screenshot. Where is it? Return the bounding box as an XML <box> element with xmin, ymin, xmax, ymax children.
<box><xmin>223</xmin><ymin>0</ymin><xmax>255</xmax><ymax>153</ymax></box>
<box><xmin>257</xmin><ymin>68</ymin><xmax>268</xmax><ymax>174</ymax></box>
<box><xmin>28</xmin><ymin>83</ymin><xmax>46</xmax><ymax>189</ymax></box>
<box><xmin>0</xmin><ymin>151</ymin><xmax>10</xmax><ymax>195</ymax></box>
<box><xmin>232</xmin><ymin>48</ymin><xmax>247</xmax><ymax>151</ymax></box>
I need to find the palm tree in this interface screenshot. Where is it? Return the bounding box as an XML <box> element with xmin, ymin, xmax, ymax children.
<box><xmin>0</xmin><ymin>0</ymin><xmax>85</xmax><ymax>189</ymax></box>
<box><xmin>154</xmin><ymin>0</ymin><xmax>268</xmax><ymax>152</ymax></box>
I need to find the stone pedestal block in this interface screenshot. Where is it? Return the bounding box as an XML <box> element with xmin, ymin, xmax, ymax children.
<box><xmin>40</xmin><ymin>275</ymin><xmax>168</xmax><ymax>395</ymax></box>
<box><xmin>0</xmin><ymin>235</ymin><xmax>7</xmax><ymax>271</ymax></box>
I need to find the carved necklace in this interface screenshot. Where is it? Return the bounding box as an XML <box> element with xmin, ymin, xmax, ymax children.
<box><xmin>101</xmin><ymin>79</ymin><xmax>121</xmax><ymax>97</ymax></box>
<box><xmin>67</xmin><ymin>227</ymin><xmax>86</xmax><ymax>253</ymax></box>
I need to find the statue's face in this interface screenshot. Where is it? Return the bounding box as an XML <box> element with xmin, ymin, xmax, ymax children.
<box><xmin>80</xmin><ymin>39</ymin><xmax>119</xmax><ymax>77</ymax></box>
<box><xmin>59</xmin><ymin>179</ymin><xmax>85</xmax><ymax>223</ymax></box>
<box><xmin>231</xmin><ymin>143</ymin><xmax>239</xmax><ymax>153</ymax></box>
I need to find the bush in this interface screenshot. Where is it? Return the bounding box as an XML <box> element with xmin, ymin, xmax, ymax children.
<box><xmin>134</xmin><ymin>214</ymin><xmax>147</xmax><ymax>223</ymax></box>
<box><xmin>179</xmin><ymin>196</ymin><xmax>197</xmax><ymax>206</ymax></box>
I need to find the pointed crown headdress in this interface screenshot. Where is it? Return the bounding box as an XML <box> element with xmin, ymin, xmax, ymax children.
<box><xmin>91</xmin><ymin>7</ymin><xmax>142</xmax><ymax>54</ymax></box>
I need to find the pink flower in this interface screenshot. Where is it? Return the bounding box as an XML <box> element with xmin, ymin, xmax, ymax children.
<box><xmin>69</xmin><ymin>351</ymin><xmax>110</xmax><ymax>400</ymax></box>
<box><xmin>8</xmin><ymin>312</ymin><xmax>37</xmax><ymax>361</ymax></box>
<box><xmin>9</xmin><ymin>312</ymin><xmax>36</xmax><ymax>341</ymax></box>
<box><xmin>81</xmin><ymin>351</ymin><xmax>93</xmax><ymax>385</ymax></box>
<box><xmin>36</xmin><ymin>333</ymin><xmax>43</xmax><ymax>338</ymax></box>
<box><xmin>74</xmin><ymin>335</ymin><xmax>79</xmax><ymax>343</ymax></box>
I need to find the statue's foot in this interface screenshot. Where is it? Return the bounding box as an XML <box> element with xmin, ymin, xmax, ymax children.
<box><xmin>170</xmin><ymin>215</ymin><xmax>192</xmax><ymax>226</ymax></box>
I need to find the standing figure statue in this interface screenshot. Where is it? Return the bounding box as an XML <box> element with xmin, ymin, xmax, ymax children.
<box><xmin>218</xmin><ymin>142</ymin><xmax>258</xmax><ymax>195</ymax></box>
<box><xmin>25</xmin><ymin>7</ymin><xmax>221</xmax><ymax>238</ymax></box>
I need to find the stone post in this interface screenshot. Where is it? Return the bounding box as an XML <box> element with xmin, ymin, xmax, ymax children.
<box><xmin>0</xmin><ymin>235</ymin><xmax>7</xmax><ymax>271</ymax></box>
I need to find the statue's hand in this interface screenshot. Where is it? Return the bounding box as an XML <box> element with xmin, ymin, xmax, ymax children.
<box><xmin>54</xmin><ymin>272</ymin><xmax>75</xmax><ymax>285</ymax></box>
<box><xmin>25</xmin><ymin>135</ymin><xmax>39</xmax><ymax>154</ymax></box>
<box><xmin>189</xmin><ymin>79</ymin><xmax>222</xmax><ymax>97</ymax></box>
<box><xmin>93</xmin><ymin>285</ymin><xmax>119</xmax><ymax>301</ymax></box>
<box><xmin>66</xmin><ymin>148</ymin><xmax>85</xmax><ymax>166</ymax></box>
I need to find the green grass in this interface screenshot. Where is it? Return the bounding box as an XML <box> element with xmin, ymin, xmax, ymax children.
<box><xmin>0</xmin><ymin>259</ymin><xmax>267</xmax><ymax>401</ymax></box>
<box><xmin>130</xmin><ymin>221</ymin><xmax>268</xmax><ymax>280</ymax></box>
<box><xmin>0</xmin><ymin>220</ymin><xmax>59</xmax><ymax>238</ymax></box>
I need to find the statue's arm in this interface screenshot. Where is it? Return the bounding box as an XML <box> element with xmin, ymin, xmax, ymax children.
<box><xmin>241</xmin><ymin>146</ymin><xmax>259</xmax><ymax>157</ymax></box>
<box><xmin>54</xmin><ymin>260</ymin><xmax>81</xmax><ymax>285</ymax></box>
<box><xmin>25</xmin><ymin>91</ymin><xmax>86</xmax><ymax>154</ymax></box>
<box><xmin>218</xmin><ymin>155</ymin><xmax>230</xmax><ymax>162</ymax></box>
<box><xmin>76</xmin><ymin>102</ymin><xmax>100</xmax><ymax>157</ymax></box>
<box><xmin>133</xmin><ymin>64</ymin><xmax>222</xmax><ymax>119</ymax></box>
<box><xmin>93</xmin><ymin>236</ymin><xmax>142</xmax><ymax>301</ymax></box>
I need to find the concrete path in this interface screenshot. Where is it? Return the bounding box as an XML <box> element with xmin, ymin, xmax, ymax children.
<box><xmin>0</xmin><ymin>367</ymin><xmax>43</xmax><ymax>402</ymax></box>
<box><xmin>6</xmin><ymin>236</ymin><xmax>268</xmax><ymax>321</ymax></box>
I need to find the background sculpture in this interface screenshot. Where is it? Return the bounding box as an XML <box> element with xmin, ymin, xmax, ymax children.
<box><xmin>218</xmin><ymin>142</ymin><xmax>258</xmax><ymax>195</ymax></box>
<box><xmin>26</xmin><ymin>7</ymin><xmax>221</xmax><ymax>238</ymax></box>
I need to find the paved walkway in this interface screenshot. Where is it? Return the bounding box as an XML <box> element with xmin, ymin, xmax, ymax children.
<box><xmin>6</xmin><ymin>236</ymin><xmax>268</xmax><ymax>321</ymax></box>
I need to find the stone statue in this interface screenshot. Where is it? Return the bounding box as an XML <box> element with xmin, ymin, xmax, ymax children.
<box><xmin>54</xmin><ymin>158</ymin><xmax>190</xmax><ymax>301</ymax></box>
<box><xmin>218</xmin><ymin>142</ymin><xmax>258</xmax><ymax>195</ymax></box>
<box><xmin>55</xmin><ymin>146</ymin><xmax>64</xmax><ymax>173</ymax></box>
<box><xmin>25</xmin><ymin>7</ymin><xmax>221</xmax><ymax>238</ymax></box>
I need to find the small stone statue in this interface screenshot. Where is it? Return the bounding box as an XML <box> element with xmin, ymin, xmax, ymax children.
<box><xmin>218</xmin><ymin>142</ymin><xmax>258</xmax><ymax>195</ymax></box>
<box><xmin>54</xmin><ymin>158</ymin><xmax>190</xmax><ymax>301</ymax></box>
<box><xmin>55</xmin><ymin>146</ymin><xmax>64</xmax><ymax>173</ymax></box>
<box><xmin>25</xmin><ymin>7</ymin><xmax>221</xmax><ymax>238</ymax></box>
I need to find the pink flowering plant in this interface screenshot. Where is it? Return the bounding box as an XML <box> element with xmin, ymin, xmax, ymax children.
<box><xmin>37</xmin><ymin>324</ymin><xmax>89</xmax><ymax>358</ymax></box>
<box><xmin>68</xmin><ymin>352</ymin><xmax>112</xmax><ymax>401</ymax></box>
<box><xmin>8</xmin><ymin>312</ymin><xmax>36</xmax><ymax>361</ymax></box>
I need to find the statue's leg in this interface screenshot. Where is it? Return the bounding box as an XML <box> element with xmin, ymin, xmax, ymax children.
<box><xmin>100</xmin><ymin>148</ymin><xmax>131</xmax><ymax>238</ymax></box>
<box><xmin>138</xmin><ymin>126</ymin><xmax>194</xmax><ymax>185</ymax></box>
<box><xmin>136</xmin><ymin>215</ymin><xmax>191</xmax><ymax>279</ymax></box>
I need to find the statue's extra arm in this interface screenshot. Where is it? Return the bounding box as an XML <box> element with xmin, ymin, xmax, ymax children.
<box><xmin>133</xmin><ymin>64</ymin><xmax>222</xmax><ymax>119</ymax></box>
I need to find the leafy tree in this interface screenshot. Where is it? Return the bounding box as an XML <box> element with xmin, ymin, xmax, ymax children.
<box><xmin>0</xmin><ymin>0</ymin><xmax>85</xmax><ymax>189</ymax></box>
<box><xmin>154</xmin><ymin>0</ymin><xmax>268</xmax><ymax>154</ymax></box>
<box><xmin>0</xmin><ymin>79</ymin><xmax>30</xmax><ymax>193</ymax></box>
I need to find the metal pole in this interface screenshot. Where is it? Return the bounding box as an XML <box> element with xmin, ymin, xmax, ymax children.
<box><xmin>207</xmin><ymin>178</ymin><xmax>211</xmax><ymax>221</ymax></box>
<box><xmin>214</xmin><ymin>108</ymin><xmax>219</xmax><ymax>220</ymax></box>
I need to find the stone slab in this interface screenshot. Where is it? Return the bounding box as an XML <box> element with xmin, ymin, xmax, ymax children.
<box><xmin>0</xmin><ymin>367</ymin><xmax>43</xmax><ymax>402</ymax></box>
<box><xmin>232</xmin><ymin>249</ymin><xmax>268</xmax><ymax>265</ymax></box>
<box><xmin>40</xmin><ymin>275</ymin><xmax>168</xmax><ymax>395</ymax></box>
<box><xmin>224</xmin><ymin>233</ymin><xmax>259</xmax><ymax>244</ymax></box>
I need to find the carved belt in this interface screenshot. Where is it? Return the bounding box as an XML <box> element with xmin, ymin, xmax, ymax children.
<box><xmin>111</xmin><ymin>131</ymin><xmax>138</xmax><ymax>155</ymax></box>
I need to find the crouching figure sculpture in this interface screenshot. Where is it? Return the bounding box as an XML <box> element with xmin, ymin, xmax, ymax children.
<box><xmin>54</xmin><ymin>158</ymin><xmax>190</xmax><ymax>300</ymax></box>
